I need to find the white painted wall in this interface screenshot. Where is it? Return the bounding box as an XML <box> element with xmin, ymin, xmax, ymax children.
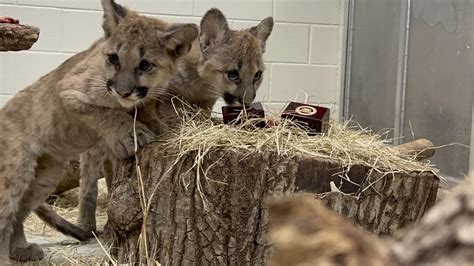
<box><xmin>0</xmin><ymin>0</ymin><xmax>346</xmax><ymax>118</ymax></box>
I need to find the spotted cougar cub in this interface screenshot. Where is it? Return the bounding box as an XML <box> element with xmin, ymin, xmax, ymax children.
<box><xmin>0</xmin><ymin>0</ymin><xmax>197</xmax><ymax>262</ymax></box>
<box><xmin>39</xmin><ymin>8</ymin><xmax>273</xmax><ymax>239</ymax></box>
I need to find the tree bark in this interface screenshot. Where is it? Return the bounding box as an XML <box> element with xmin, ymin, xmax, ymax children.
<box><xmin>0</xmin><ymin>23</ymin><xmax>40</xmax><ymax>51</ymax></box>
<box><xmin>107</xmin><ymin>143</ymin><xmax>439</xmax><ymax>264</ymax></box>
<box><xmin>317</xmin><ymin>170</ymin><xmax>439</xmax><ymax>236</ymax></box>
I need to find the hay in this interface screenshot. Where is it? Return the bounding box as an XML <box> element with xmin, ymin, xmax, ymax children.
<box><xmin>163</xmin><ymin>114</ymin><xmax>435</xmax><ymax>172</ymax></box>
<box><xmin>158</xmin><ymin>106</ymin><xmax>438</xmax><ymax>194</ymax></box>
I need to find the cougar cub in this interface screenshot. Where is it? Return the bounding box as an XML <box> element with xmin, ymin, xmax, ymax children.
<box><xmin>40</xmin><ymin>8</ymin><xmax>274</xmax><ymax>240</ymax></box>
<box><xmin>168</xmin><ymin>8</ymin><xmax>274</xmax><ymax>111</ymax></box>
<box><xmin>0</xmin><ymin>0</ymin><xmax>197</xmax><ymax>262</ymax></box>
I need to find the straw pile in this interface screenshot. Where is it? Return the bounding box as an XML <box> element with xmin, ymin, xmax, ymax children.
<box><xmin>159</xmin><ymin>109</ymin><xmax>437</xmax><ymax>186</ymax></box>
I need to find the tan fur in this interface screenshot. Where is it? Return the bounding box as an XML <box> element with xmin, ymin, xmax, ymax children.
<box><xmin>0</xmin><ymin>0</ymin><xmax>197</xmax><ymax>263</ymax></box>
<box><xmin>269</xmin><ymin>194</ymin><xmax>391</xmax><ymax>266</ymax></box>
<box><xmin>171</xmin><ymin>8</ymin><xmax>274</xmax><ymax>109</ymax></box>
<box><xmin>44</xmin><ymin>8</ymin><xmax>275</xmax><ymax>239</ymax></box>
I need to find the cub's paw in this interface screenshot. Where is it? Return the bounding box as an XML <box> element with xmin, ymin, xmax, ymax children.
<box><xmin>77</xmin><ymin>223</ymin><xmax>96</xmax><ymax>237</ymax></box>
<box><xmin>95</xmin><ymin>220</ymin><xmax>114</xmax><ymax>238</ymax></box>
<box><xmin>107</xmin><ymin>123</ymin><xmax>155</xmax><ymax>159</ymax></box>
<box><xmin>10</xmin><ymin>243</ymin><xmax>44</xmax><ymax>262</ymax></box>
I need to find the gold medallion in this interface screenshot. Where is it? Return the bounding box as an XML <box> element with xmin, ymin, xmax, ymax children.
<box><xmin>295</xmin><ymin>105</ymin><xmax>317</xmax><ymax>116</ymax></box>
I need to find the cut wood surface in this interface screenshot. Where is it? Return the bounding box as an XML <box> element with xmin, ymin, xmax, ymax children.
<box><xmin>0</xmin><ymin>23</ymin><xmax>39</xmax><ymax>51</ymax></box>
<box><xmin>107</xmin><ymin>143</ymin><xmax>439</xmax><ymax>264</ymax></box>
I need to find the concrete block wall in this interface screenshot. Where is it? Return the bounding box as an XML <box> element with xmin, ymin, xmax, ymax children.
<box><xmin>0</xmin><ymin>0</ymin><xmax>347</xmax><ymax>118</ymax></box>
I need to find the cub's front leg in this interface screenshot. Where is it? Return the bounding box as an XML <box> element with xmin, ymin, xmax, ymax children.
<box><xmin>77</xmin><ymin>143</ymin><xmax>114</xmax><ymax>234</ymax></box>
<box><xmin>136</xmin><ymin>103</ymin><xmax>170</xmax><ymax>136</ymax></box>
<box><xmin>102</xmin><ymin>120</ymin><xmax>155</xmax><ymax>159</ymax></box>
<box><xmin>60</xmin><ymin>90</ymin><xmax>156</xmax><ymax>159</ymax></box>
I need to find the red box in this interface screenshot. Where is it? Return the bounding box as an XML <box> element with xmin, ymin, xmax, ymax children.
<box><xmin>222</xmin><ymin>102</ymin><xmax>266</xmax><ymax>128</ymax></box>
<box><xmin>281</xmin><ymin>102</ymin><xmax>330</xmax><ymax>134</ymax></box>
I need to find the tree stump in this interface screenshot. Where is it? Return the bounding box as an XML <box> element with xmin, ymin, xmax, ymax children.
<box><xmin>107</xmin><ymin>143</ymin><xmax>439</xmax><ymax>264</ymax></box>
<box><xmin>0</xmin><ymin>23</ymin><xmax>40</xmax><ymax>51</ymax></box>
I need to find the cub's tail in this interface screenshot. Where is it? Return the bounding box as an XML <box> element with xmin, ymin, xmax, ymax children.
<box><xmin>35</xmin><ymin>203</ymin><xmax>94</xmax><ymax>241</ymax></box>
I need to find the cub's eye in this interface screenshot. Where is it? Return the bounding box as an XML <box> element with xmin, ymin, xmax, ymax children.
<box><xmin>138</xmin><ymin>60</ymin><xmax>153</xmax><ymax>72</ymax></box>
<box><xmin>254</xmin><ymin>71</ymin><xmax>262</xmax><ymax>81</ymax></box>
<box><xmin>227</xmin><ymin>70</ymin><xmax>240</xmax><ymax>81</ymax></box>
<box><xmin>108</xmin><ymin>53</ymin><xmax>119</xmax><ymax>65</ymax></box>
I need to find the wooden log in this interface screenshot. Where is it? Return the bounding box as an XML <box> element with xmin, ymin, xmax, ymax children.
<box><xmin>295</xmin><ymin>156</ymin><xmax>439</xmax><ymax>236</ymax></box>
<box><xmin>107</xmin><ymin>143</ymin><xmax>439</xmax><ymax>264</ymax></box>
<box><xmin>394</xmin><ymin>138</ymin><xmax>435</xmax><ymax>160</ymax></box>
<box><xmin>0</xmin><ymin>23</ymin><xmax>40</xmax><ymax>51</ymax></box>
<box><xmin>317</xmin><ymin>170</ymin><xmax>439</xmax><ymax>236</ymax></box>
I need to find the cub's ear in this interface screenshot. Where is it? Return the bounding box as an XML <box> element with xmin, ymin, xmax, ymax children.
<box><xmin>101</xmin><ymin>0</ymin><xmax>128</xmax><ymax>37</ymax></box>
<box><xmin>199</xmin><ymin>8</ymin><xmax>229</xmax><ymax>56</ymax></box>
<box><xmin>248</xmin><ymin>17</ymin><xmax>274</xmax><ymax>52</ymax></box>
<box><xmin>163</xmin><ymin>24</ymin><xmax>199</xmax><ymax>57</ymax></box>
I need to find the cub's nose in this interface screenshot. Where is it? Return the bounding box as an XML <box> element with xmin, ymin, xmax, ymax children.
<box><xmin>116</xmin><ymin>90</ymin><xmax>132</xmax><ymax>98</ymax></box>
<box><xmin>136</xmin><ymin>87</ymin><xmax>149</xmax><ymax>98</ymax></box>
<box><xmin>224</xmin><ymin>92</ymin><xmax>238</xmax><ymax>105</ymax></box>
<box><xmin>122</xmin><ymin>92</ymin><xmax>133</xmax><ymax>98</ymax></box>
<box><xmin>107</xmin><ymin>80</ymin><xmax>132</xmax><ymax>98</ymax></box>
